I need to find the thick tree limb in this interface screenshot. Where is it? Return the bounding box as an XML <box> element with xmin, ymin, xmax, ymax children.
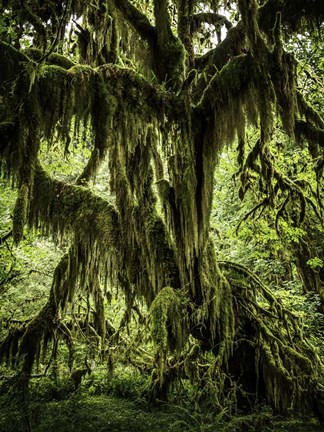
<box><xmin>196</xmin><ymin>0</ymin><xmax>324</xmax><ymax>73</ymax></box>
<box><xmin>0</xmin><ymin>41</ymin><xmax>178</xmax><ymax>122</ymax></box>
<box><xmin>30</xmin><ymin>162</ymin><xmax>120</xmax><ymax>247</ymax></box>
<box><xmin>176</xmin><ymin>0</ymin><xmax>195</xmax><ymax>64</ymax></box>
<box><xmin>98</xmin><ymin>64</ymin><xmax>178</xmax><ymax>117</ymax></box>
<box><xmin>151</xmin><ymin>0</ymin><xmax>185</xmax><ymax>89</ymax></box>
<box><xmin>153</xmin><ymin>0</ymin><xmax>173</xmax><ymax>41</ymax></box>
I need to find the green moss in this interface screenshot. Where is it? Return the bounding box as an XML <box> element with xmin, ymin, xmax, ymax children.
<box><xmin>163</xmin><ymin>38</ymin><xmax>186</xmax><ymax>91</ymax></box>
<box><xmin>78</xmin><ymin>77</ymin><xmax>118</xmax><ymax>183</ymax></box>
<box><xmin>12</xmin><ymin>183</ymin><xmax>29</xmax><ymax>244</ymax></box>
<box><xmin>221</xmin><ymin>259</ymin><xmax>324</xmax><ymax>416</ymax></box>
<box><xmin>93</xmin><ymin>284</ymin><xmax>106</xmax><ymax>343</ymax></box>
<box><xmin>24</xmin><ymin>48</ymin><xmax>76</xmax><ymax>69</ymax></box>
<box><xmin>19</xmin><ymin>301</ymin><xmax>56</xmax><ymax>375</ymax></box>
<box><xmin>150</xmin><ymin>286</ymin><xmax>187</xmax><ymax>353</ymax></box>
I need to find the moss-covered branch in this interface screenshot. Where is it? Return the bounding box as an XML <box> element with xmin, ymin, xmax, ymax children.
<box><xmin>296</xmin><ymin>121</ymin><xmax>324</xmax><ymax>148</ymax></box>
<box><xmin>195</xmin><ymin>22</ymin><xmax>245</xmax><ymax>72</ymax></box>
<box><xmin>191</xmin><ymin>12</ymin><xmax>233</xmax><ymax>32</ymax></box>
<box><xmin>98</xmin><ymin>64</ymin><xmax>177</xmax><ymax>118</ymax></box>
<box><xmin>220</xmin><ymin>259</ymin><xmax>324</xmax><ymax>416</ymax></box>
<box><xmin>111</xmin><ymin>0</ymin><xmax>156</xmax><ymax>45</ymax></box>
<box><xmin>150</xmin><ymin>0</ymin><xmax>185</xmax><ymax>89</ymax></box>
<box><xmin>196</xmin><ymin>53</ymin><xmax>253</xmax><ymax>115</ymax></box>
<box><xmin>30</xmin><ymin>162</ymin><xmax>120</xmax><ymax>248</ymax></box>
<box><xmin>176</xmin><ymin>0</ymin><xmax>195</xmax><ymax>65</ymax></box>
<box><xmin>0</xmin><ymin>41</ymin><xmax>177</xmax><ymax>122</ymax></box>
<box><xmin>259</xmin><ymin>0</ymin><xmax>324</xmax><ymax>33</ymax></box>
<box><xmin>25</xmin><ymin>47</ymin><xmax>76</xmax><ymax>69</ymax></box>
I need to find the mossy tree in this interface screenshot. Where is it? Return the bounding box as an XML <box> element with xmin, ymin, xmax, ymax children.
<box><xmin>0</xmin><ymin>0</ymin><xmax>324</xmax><ymax>420</ymax></box>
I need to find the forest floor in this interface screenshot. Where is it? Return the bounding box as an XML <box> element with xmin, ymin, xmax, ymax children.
<box><xmin>0</xmin><ymin>389</ymin><xmax>323</xmax><ymax>432</ymax></box>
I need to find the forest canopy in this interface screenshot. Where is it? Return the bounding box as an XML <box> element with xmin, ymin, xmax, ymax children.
<box><xmin>0</xmin><ymin>0</ymin><xmax>324</xmax><ymax>427</ymax></box>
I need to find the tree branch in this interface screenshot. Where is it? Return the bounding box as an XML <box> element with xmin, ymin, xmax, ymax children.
<box><xmin>98</xmin><ymin>64</ymin><xmax>177</xmax><ymax>117</ymax></box>
<box><xmin>259</xmin><ymin>0</ymin><xmax>324</xmax><ymax>34</ymax></box>
<box><xmin>191</xmin><ymin>13</ymin><xmax>233</xmax><ymax>33</ymax></box>
<box><xmin>0</xmin><ymin>230</ymin><xmax>13</xmax><ymax>245</ymax></box>
<box><xmin>176</xmin><ymin>0</ymin><xmax>195</xmax><ymax>64</ymax></box>
<box><xmin>25</xmin><ymin>47</ymin><xmax>76</xmax><ymax>69</ymax></box>
<box><xmin>195</xmin><ymin>21</ymin><xmax>245</xmax><ymax>72</ymax></box>
<box><xmin>110</xmin><ymin>0</ymin><xmax>156</xmax><ymax>46</ymax></box>
<box><xmin>295</xmin><ymin>120</ymin><xmax>324</xmax><ymax>148</ymax></box>
<box><xmin>153</xmin><ymin>0</ymin><xmax>173</xmax><ymax>41</ymax></box>
<box><xmin>196</xmin><ymin>52</ymin><xmax>253</xmax><ymax>114</ymax></box>
<box><xmin>0</xmin><ymin>41</ymin><xmax>178</xmax><ymax>122</ymax></box>
<box><xmin>151</xmin><ymin>0</ymin><xmax>185</xmax><ymax>89</ymax></box>
<box><xmin>30</xmin><ymin>162</ymin><xmax>120</xmax><ymax>248</ymax></box>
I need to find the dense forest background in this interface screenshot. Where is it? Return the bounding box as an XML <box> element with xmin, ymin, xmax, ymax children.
<box><xmin>0</xmin><ymin>0</ymin><xmax>324</xmax><ymax>430</ymax></box>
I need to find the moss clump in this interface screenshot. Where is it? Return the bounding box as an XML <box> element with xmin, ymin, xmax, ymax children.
<box><xmin>150</xmin><ymin>286</ymin><xmax>187</xmax><ymax>353</ymax></box>
<box><xmin>24</xmin><ymin>48</ymin><xmax>76</xmax><ymax>69</ymax></box>
<box><xmin>145</xmin><ymin>215</ymin><xmax>180</xmax><ymax>296</ymax></box>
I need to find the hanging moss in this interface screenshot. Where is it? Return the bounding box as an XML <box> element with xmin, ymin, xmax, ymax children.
<box><xmin>18</xmin><ymin>300</ymin><xmax>56</xmax><ymax>375</ymax></box>
<box><xmin>145</xmin><ymin>214</ymin><xmax>180</xmax><ymax>294</ymax></box>
<box><xmin>12</xmin><ymin>183</ymin><xmax>29</xmax><ymax>244</ymax></box>
<box><xmin>77</xmin><ymin>77</ymin><xmax>118</xmax><ymax>183</ymax></box>
<box><xmin>220</xmin><ymin>259</ymin><xmax>324</xmax><ymax>416</ymax></box>
<box><xmin>0</xmin><ymin>327</ymin><xmax>25</xmax><ymax>367</ymax></box>
<box><xmin>105</xmin><ymin>109</ymin><xmax>182</xmax><ymax>308</ymax></box>
<box><xmin>50</xmin><ymin>250</ymin><xmax>75</xmax><ymax>311</ymax></box>
<box><xmin>93</xmin><ymin>283</ymin><xmax>106</xmax><ymax>344</ymax></box>
<box><xmin>270</xmin><ymin>51</ymin><xmax>297</xmax><ymax>136</ymax></box>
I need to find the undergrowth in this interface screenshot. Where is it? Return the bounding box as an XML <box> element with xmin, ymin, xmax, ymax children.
<box><xmin>0</xmin><ymin>369</ymin><xmax>322</xmax><ymax>432</ymax></box>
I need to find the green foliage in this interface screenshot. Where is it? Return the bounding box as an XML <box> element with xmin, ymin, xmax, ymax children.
<box><xmin>87</xmin><ymin>365</ymin><xmax>149</xmax><ymax>401</ymax></box>
<box><xmin>0</xmin><ymin>181</ymin><xmax>61</xmax><ymax>339</ymax></box>
<box><xmin>0</xmin><ymin>379</ymin><xmax>322</xmax><ymax>432</ymax></box>
<box><xmin>307</xmin><ymin>257</ymin><xmax>324</xmax><ymax>271</ymax></box>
